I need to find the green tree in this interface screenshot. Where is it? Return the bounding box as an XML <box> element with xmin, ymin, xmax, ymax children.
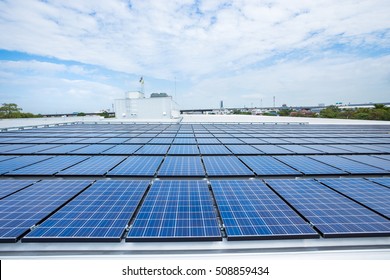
<box><xmin>0</xmin><ymin>103</ymin><xmax>23</xmax><ymax>118</ymax></box>
<box><xmin>319</xmin><ymin>106</ymin><xmax>341</xmax><ymax>118</ymax></box>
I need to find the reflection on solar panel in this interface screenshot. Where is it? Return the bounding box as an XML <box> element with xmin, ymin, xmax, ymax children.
<box><xmin>68</xmin><ymin>144</ymin><xmax>114</xmax><ymax>154</ymax></box>
<box><xmin>168</xmin><ymin>145</ymin><xmax>199</xmax><ymax>155</ymax></box>
<box><xmin>203</xmin><ymin>156</ymin><xmax>254</xmax><ymax>176</ymax></box>
<box><xmin>134</xmin><ymin>145</ymin><xmax>169</xmax><ymax>155</ymax></box>
<box><xmin>107</xmin><ymin>156</ymin><xmax>163</xmax><ymax>176</ymax></box>
<box><xmin>275</xmin><ymin>156</ymin><xmax>346</xmax><ymax>175</ymax></box>
<box><xmin>252</xmin><ymin>145</ymin><xmax>294</xmax><ymax>154</ymax></box>
<box><xmin>367</xmin><ymin>177</ymin><xmax>390</xmax><ymax>188</ymax></box>
<box><xmin>211</xmin><ymin>180</ymin><xmax>318</xmax><ymax>240</ymax></box>
<box><xmin>126</xmin><ymin>180</ymin><xmax>221</xmax><ymax>241</ymax></box>
<box><xmin>101</xmin><ymin>145</ymin><xmax>141</xmax><ymax>155</ymax></box>
<box><xmin>0</xmin><ymin>180</ymin><xmax>92</xmax><ymax>242</ymax></box>
<box><xmin>340</xmin><ymin>155</ymin><xmax>390</xmax><ymax>171</ymax></box>
<box><xmin>239</xmin><ymin>156</ymin><xmax>301</xmax><ymax>176</ymax></box>
<box><xmin>7</xmin><ymin>156</ymin><xmax>88</xmax><ymax>175</ymax></box>
<box><xmin>35</xmin><ymin>144</ymin><xmax>88</xmax><ymax>154</ymax></box>
<box><xmin>226</xmin><ymin>145</ymin><xmax>262</xmax><ymax>155</ymax></box>
<box><xmin>266</xmin><ymin>179</ymin><xmax>390</xmax><ymax>237</ymax></box>
<box><xmin>158</xmin><ymin>156</ymin><xmax>205</xmax><ymax>177</ymax></box>
<box><xmin>318</xmin><ymin>178</ymin><xmax>390</xmax><ymax>218</ymax></box>
<box><xmin>23</xmin><ymin>180</ymin><xmax>149</xmax><ymax>242</ymax></box>
<box><xmin>309</xmin><ymin>155</ymin><xmax>388</xmax><ymax>174</ymax></box>
<box><xmin>198</xmin><ymin>145</ymin><xmax>232</xmax><ymax>155</ymax></box>
<box><xmin>0</xmin><ymin>156</ymin><xmax>52</xmax><ymax>175</ymax></box>
<box><xmin>57</xmin><ymin>156</ymin><xmax>126</xmax><ymax>176</ymax></box>
<box><xmin>0</xmin><ymin>180</ymin><xmax>36</xmax><ymax>199</ymax></box>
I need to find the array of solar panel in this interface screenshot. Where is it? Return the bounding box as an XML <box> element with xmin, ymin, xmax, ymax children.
<box><xmin>0</xmin><ymin>156</ymin><xmax>52</xmax><ymax>175</ymax></box>
<box><xmin>226</xmin><ymin>145</ymin><xmax>262</xmax><ymax>155</ymax></box>
<box><xmin>126</xmin><ymin>180</ymin><xmax>222</xmax><ymax>241</ymax></box>
<box><xmin>168</xmin><ymin>145</ymin><xmax>199</xmax><ymax>155</ymax></box>
<box><xmin>203</xmin><ymin>156</ymin><xmax>254</xmax><ymax>176</ymax></box>
<box><xmin>134</xmin><ymin>145</ymin><xmax>169</xmax><ymax>155</ymax></box>
<box><xmin>318</xmin><ymin>178</ymin><xmax>390</xmax><ymax>218</ymax></box>
<box><xmin>107</xmin><ymin>156</ymin><xmax>163</xmax><ymax>176</ymax></box>
<box><xmin>211</xmin><ymin>180</ymin><xmax>318</xmax><ymax>240</ymax></box>
<box><xmin>340</xmin><ymin>155</ymin><xmax>390</xmax><ymax>171</ymax></box>
<box><xmin>275</xmin><ymin>156</ymin><xmax>347</xmax><ymax>175</ymax></box>
<box><xmin>239</xmin><ymin>156</ymin><xmax>301</xmax><ymax>176</ymax></box>
<box><xmin>0</xmin><ymin>180</ymin><xmax>92</xmax><ymax>242</ymax></box>
<box><xmin>57</xmin><ymin>156</ymin><xmax>126</xmax><ymax>176</ymax></box>
<box><xmin>0</xmin><ymin>180</ymin><xmax>36</xmax><ymax>199</ymax></box>
<box><xmin>266</xmin><ymin>179</ymin><xmax>390</xmax><ymax>237</ymax></box>
<box><xmin>101</xmin><ymin>144</ymin><xmax>142</xmax><ymax>155</ymax></box>
<box><xmin>23</xmin><ymin>180</ymin><xmax>149</xmax><ymax>242</ymax></box>
<box><xmin>158</xmin><ymin>156</ymin><xmax>205</xmax><ymax>177</ymax></box>
<box><xmin>309</xmin><ymin>155</ymin><xmax>388</xmax><ymax>174</ymax></box>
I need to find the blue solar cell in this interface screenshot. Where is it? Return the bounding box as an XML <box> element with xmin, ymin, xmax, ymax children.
<box><xmin>149</xmin><ymin>138</ymin><xmax>174</xmax><ymax>144</ymax></box>
<box><xmin>0</xmin><ymin>180</ymin><xmax>37</xmax><ymax>199</ymax></box>
<box><xmin>226</xmin><ymin>145</ymin><xmax>262</xmax><ymax>155</ymax></box>
<box><xmin>35</xmin><ymin>144</ymin><xmax>89</xmax><ymax>154</ymax></box>
<box><xmin>302</xmin><ymin>145</ymin><xmax>351</xmax><ymax>154</ymax></box>
<box><xmin>158</xmin><ymin>156</ymin><xmax>205</xmax><ymax>177</ymax></box>
<box><xmin>23</xmin><ymin>180</ymin><xmax>149</xmax><ymax>242</ymax></box>
<box><xmin>0</xmin><ymin>156</ymin><xmax>52</xmax><ymax>175</ymax></box>
<box><xmin>99</xmin><ymin>138</ymin><xmax>128</xmax><ymax>144</ymax></box>
<box><xmin>353</xmin><ymin>144</ymin><xmax>390</xmax><ymax>153</ymax></box>
<box><xmin>199</xmin><ymin>145</ymin><xmax>232</xmax><ymax>155</ymax></box>
<box><xmin>340</xmin><ymin>155</ymin><xmax>390</xmax><ymax>171</ymax></box>
<box><xmin>107</xmin><ymin>156</ymin><xmax>163</xmax><ymax>176</ymax></box>
<box><xmin>327</xmin><ymin>145</ymin><xmax>380</xmax><ymax>153</ymax></box>
<box><xmin>0</xmin><ymin>180</ymin><xmax>92</xmax><ymax>242</ymax></box>
<box><xmin>0</xmin><ymin>155</ymin><xmax>18</xmax><ymax>162</ymax></box>
<box><xmin>7</xmin><ymin>156</ymin><xmax>88</xmax><ymax>175</ymax></box>
<box><xmin>239</xmin><ymin>156</ymin><xmax>301</xmax><ymax>176</ymax></box>
<box><xmin>211</xmin><ymin>180</ymin><xmax>318</xmax><ymax>240</ymax></box>
<box><xmin>196</xmin><ymin>138</ymin><xmax>221</xmax><ymax>144</ymax></box>
<box><xmin>309</xmin><ymin>155</ymin><xmax>388</xmax><ymax>174</ymax></box>
<box><xmin>134</xmin><ymin>145</ymin><xmax>169</xmax><ymax>155</ymax></box>
<box><xmin>168</xmin><ymin>145</ymin><xmax>199</xmax><ymax>155</ymax></box>
<box><xmin>126</xmin><ymin>180</ymin><xmax>221</xmax><ymax>241</ymax></box>
<box><xmin>3</xmin><ymin>144</ymin><xmax>61</xmax><ymax>154</ymax></box>
<box><xmin>252</xmin><ymin>145</ymin><xmax>294</xmax><ymax>155</ymax></box>
<box><xmin>125</xmin><ymin>138</ymin><xmax>151</xmax><ymax>144</ymax></box>
<box><xmin>367</xmin><ymin>177</ymin><xmax>390</xmax><ymax>188</ymax></box>
<box><xmin>68</xmin><ymin>144</ymin><xmax>114</xmax><ymax>154</ymax></box>
<box><xmin>266</xmin><ymin>179</ymin><xmax>390</xmax><ymax>237</ymax></box>
<box><xmin>275</xmin><ymin>156</ymin><xmax>346</xmax><ymax>175</ymax></box>
<box><xmin>58</xmin><ymin>156</ymin><xmax>126</xmax><ymax>176</ymax></box>
<box><xmin>278</xmin><ymin>145</ymin><xmax>323</xmax><ymax>154</ymax></box>
<box><xmin>101</xmin><ymin>145</ymin><xmax>142</xmax><ymax>155</ymax></box>
<box><xmin>217</xmin><ymin>138</ymin><xmax>244</xmax><ymax>144</ymax></box>
<box><xmin>0</xmin><ymin>144</ymin><xmax>34</xmax><ymax>153</ymax></box>
<box><xmin>172</xmin><ymin>138</ymin><xmax>197</xmax><ymax>144</ymax></box>
<box><xmin>318</xmin><ymin>178</ymin><xmax>390</xmax><ymax>218</ymax></box>
<box><xmin>75</xmin><ymin>138</ymin><xmax>108</xmax><ymax>144</ymax></box>
<box><xmin>203</xmin><ymin>156</ymin><xmax>254</xmax><ymax>176</ymax></box>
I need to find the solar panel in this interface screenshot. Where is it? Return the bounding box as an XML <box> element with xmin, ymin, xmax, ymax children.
<box><xmin>7</xmin><ymin>156</ymin><xmax>88</xmax><ymax>175</ymax></box>
<box><xmin>168</xmin><ymin>145</ymin><xmax>199</xmax><ymax>155</ymax></box>
<box><xmin>98</xmin><ymin>138</ymin><xmax>128</xmax><ymax>144</ymax></box>
<box><xmin>217</xmin><ymin>138</ymin><xmax>244</xmax><ymax>144</ymax></box>
<box><xmin>0</xmin><ymin>144</ymin><xmax>34</xmax><ymax>153</ymax></box>
<box><xmin>366</xmin><ymin>177</ymin><xmax>390</xmax><ymax>188</ymax></box>
<box><xmin>351</xmin><ymin>144</ymin><xmax>390</xmax><ymax>153</ymax></box>
<box><xmin>265</xmin><ymin>179</ymin><xmax>390</xmax><ymax>237</ymax></box>
<box><xmin>0</xmin><ymin>180</ymin><xmax>37</xmax><ymax>199</ymax></box>
<box><xmin>196</xmin><ymin>138</ymin><xmax>221</xmax><ymax>144</ymax></box>
<box><xmin>134</xmin><ymin>145</ymin><xmax>169</xmax><ymax>155</ymax></box>
<box><xmin>226</xmin><ymin>145</ymin><xmax>262</xmax><ymax>155</ymax></box>
<box><xmin>278</xmin><ymin>145</ymin><xmax>323</xmax><ymax>154</ymax></box>
<box><xmin>125</xmin><ymin>138</ymin><xmax>151</xmax><ymax>144</ymax></box>
<box><xmin>68</xmin><ymin>144</ymin><xmax>114</xmax><ymax>155</ymax></box>
<box><xmin>126</xmin><ymin>180</ymin><xmax>221</xmax><ymax>241</ymax></box>
<box><xmin>107</xmin><ymin>156</ymin><xmax>163</xmax><ymax>176</ymax></box>
<box><xmin>340</xmin><ymin>155</ymin><xmax>390</xmax><ymax>171</ymax></box>
<box><xmin>101</xmin><ymin>144</ymin><xmax>142</xmax><ymax>155</ymax></box>
<box><xmin>158</xmin><ymin>156</ymin><xmax>205</xmax><ymax>177</ymax></box>
<box><xmin>0</xmin><ymin>155</ymin><xmax>17</xmax><ymax>162</ymax></box>
<box><xmin>172</xmin><ymin>138</ymin><xmax>197</xmax><ymax>144</ymax></box>
<box><xmin>275</xmin><ymin>156</ymin><xmax>346</xmax><ymax>175</ymax></box>
<box><xmin>0</xmin><ymin>180</ymin><xmax>92</xmax><ymax>242</ymax></box>
<box><xmin>198</xmin><ymin>145</ymin><xmax>232</xmax><ymax>155</ymax></box>
<box><xmin>57</xmin><ymin>156</ymin><xmax>126</xmax><ymax>176</ymax></box>
<box><xmin>149</xmin><ymin>138</ymin><xmax>174</xmax><ymax>144</ymax></box>
<box><xmin>34</xmin><ymin>144</ymin><xmax>88</xmax><ymax>154</ymax></box>
<box><xmin>23</xmin><ymin>180</ymin><xmax>149</xmax><ymax>242</ymax></box>
<box><xmin>203</xmin><ymin>156</ymin><xmax>254</xmax><ymax>176</ymax></box>
<box><xmin>327</xmin><ymin>144</ymin><xmax>380</xmax><ymax>154</ymax></box>
<box><xmin>239</xmin><ymin>156</ymin><xmax>301</xmax><ymax>176</ymax></box>
<box><xmin>302</xmin><ymin>145</ymin><xmax>351</xmax><ymax>154</ymax></box>
<box><xmin>318</xmin><ymin>178</ymin><xmax>390</xmax><ymax>218</ymax></box>
<box><xmin>309</xmin><ymin>155</ymin><xmax>388</xmax><ymax>174</ymax></box>
<box><xmin>75</xmin><ymin>138</ymin><xmax>108</xmax><ymax>144</ymax></box>
<box><xmin>211</xmin><ymin>180</ymin><xmax>318</xmax><ymax>240</ymax></box>
<box><xmin>252</xmin><ymin>145</ymin><xmax>294</xmax><ymax>155</ymax></box>
<box><xmin>0</xmin><ymin>156</ymin><xmax>52</xmax><ymax>175</ymax></box>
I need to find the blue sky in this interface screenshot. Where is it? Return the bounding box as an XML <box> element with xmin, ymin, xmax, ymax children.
<box><xmin>0</xmin><ymin>0</ymin><xmax>389</xmax><ymax>114</ymax></box>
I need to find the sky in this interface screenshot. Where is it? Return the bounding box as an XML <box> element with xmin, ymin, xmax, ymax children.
<box><xmin>0</xmin><ymin>0</ymin><xmax>389</xmax><ymax>114</ymax></box>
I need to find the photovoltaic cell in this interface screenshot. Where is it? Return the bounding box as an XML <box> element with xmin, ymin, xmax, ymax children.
<box><xmin>35</xmin><ymin>144</ymin><xmax>88</xmax><ymax>154</ymax></box>
<box><xmin>211</xmin><ymin>180</ymin><xmax>318</xmax><ymax>240</ymax></box>
<box><xmin>107</xmin><ymin>156</ymin><xmax>163</xmax><ymax>176</ymax></box>
<box><xmin>0</xmin><ymin>155</ymin><xmax>17</xmax><ymax>162</ymax></box>
<box><xmin>0</xmin><ymin>156</ymin><xmax>52</xmax><ymax>175</ymax></box>
<box><xmin>309</xmin><ymin>155</ymin><xmax>388</xmax><ymax>174</ymax></box>
<box><xmin>0</xmin><ymin>180</ymin><xmax>37</xmax><ymax>199</ymax></box>
<box><xmin>226</xmin><ymin>145</ymin><xmax>262</xmax><ymax>155</ymax></box>
<box><xmin>23</xmin><ymin>180</ymin><xmax>149</xmax><ymax>242</ymax></box>
<box><xmin>275</xmin><ymin>156</ymin><xmax>346</xmax><ymax>175</ymax></box>
<box><xmin>203</xmin><ymin>156</ymin><xmax>254</xmax><ymax>176</ymax></box>
<box><xmin>168</xmin><ymin>145</ymin><xmax>199</xmax><ymax>155</ymax></box>
<box><xmin>134</xmin><ymin>145</ymin><xmax>169</xmax><ymax>155</ymax></box>
<box><xmin>278</xmin><ymin>145</ymin><xmax>323</xmax><ymax>154</ymax></box>
<box><xmin>0</xmin><ymin>144</ymin><xmax>34</xmax><ymax>153</ymax></box>
<box><xmin>57</xmin><ymin>156</ymin><xmax>126</xmax><ymax>176</ymax></box>
<box><xmin>252</xmin><ymin>145</ymin><xmax>294</xmax><ymax>155</ymax></box>
<box><xmin>340</xmin><ymin>155</ymin><xmax>390</xmax><ymax>171</ymax></box>
<box><xmin>101</xmin><ymin>145</ymin><xmax>142</xmax><ymax>155</ymax></box>
<box><xmin>126</xmin><ymin>180</ymin><xmax>221</xmax><ymax>241</ymax></box>
<box><xmin>239</xmin><ymin>156</ymin><xmax>301</xmax><ymax>176</ymax></box>
<box><xmin>367</xmin><ymin>177</ymin><xmax>390</xmax><ymax>188</ymax></box>
<box><xmin>0</xmin><ymin>180</ymin><xmax>92</xmax><ymax>242</ymax></box>
<box><xmin>68</xmin><ymin>144</ymin><xmax>114</xmax><ymax>154</ymax></box>
<box><xmin>318</xmin><ymin>178</ymin><xmax>390</xmax><ymax>218</ymax></box>
<box><xmin>7</xmin><ymin>156</ymin><xmax>88</xmax><ymax>175</ymax></box>
<box><xmin>199</xmin><ymin>145</ymin><xmax>232</xmax><ymax>155</ymax></box>
<box><xmin>158</xmin><ymin>156</ymin><xmax>205</xmax><ymax>177</ymax></box>
<box><xmin>3</xmin><ymin>144</ymin><xmax>60</xmax><ymax>154</ymax></box>
<box><xmin>266</xmin><ymin>179</ymin><xmax>390</xmax><ymax>237</ymax></box>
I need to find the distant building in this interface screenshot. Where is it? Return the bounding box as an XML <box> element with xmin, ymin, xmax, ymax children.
<box><xmin>114</xmin><ymin>91</ymin><xmax>180</xmax><ymax>119</ymax></box>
